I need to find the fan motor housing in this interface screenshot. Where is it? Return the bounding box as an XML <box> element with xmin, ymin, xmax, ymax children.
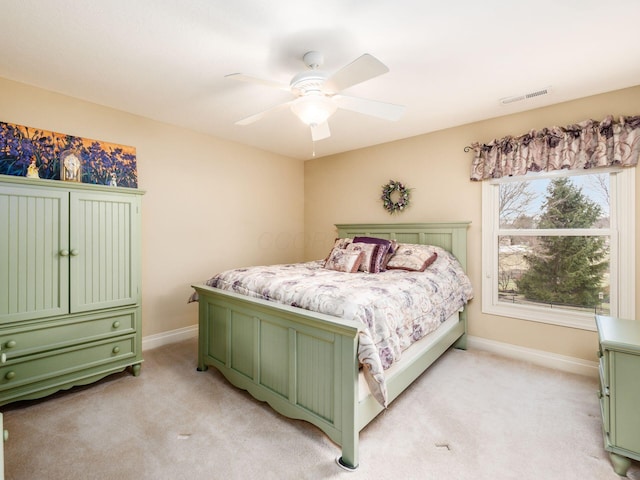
<box><xmin>290</xmin><ymin>71</ymin><xmax>329</xmax><ymax>96</ymax></box>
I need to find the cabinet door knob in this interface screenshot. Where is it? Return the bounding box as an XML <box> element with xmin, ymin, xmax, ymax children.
<box><xmin>5</xmin><ymin>371</ymin><xmax>15</xmax><ymax>380</ymax></box>
<box><xmin>112</xmin><ymin>346</ymin><xmax>120</xmax><ymax>354</ymax></box>
<box><xmin>60</xmin><ymin>249</ymin><xmax>70</xmax><ymax>257</ymax></box>
<box><xmin>70</xmin><ymin>249</ymin><xmax>79</xmax><ymax>256</ymax></box>
<box><xmin>5</xmin><ymin>340</ymin><xmax>16</xmax><ymax>349</ymax></box>
<box><xmin>112</xmin><ymin>321</ymin><xmax>121</xmax><ymax>329</ymax></box>
<box><xmin>3</xmin><ymin>430</ymin><xmax>7</xmax><ymax>442</ymax></box>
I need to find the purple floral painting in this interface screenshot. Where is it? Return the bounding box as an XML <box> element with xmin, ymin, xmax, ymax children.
<box><xmin>0</xmin><ymin>121</ymin><xmax>137</xmax><ymax>188</ymax></box>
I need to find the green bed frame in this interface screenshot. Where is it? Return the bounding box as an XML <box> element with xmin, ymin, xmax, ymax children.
<box><xmin>193</xmin><ymin>222</ymin><xmax>470</xmax><ymax>470</ymax></box>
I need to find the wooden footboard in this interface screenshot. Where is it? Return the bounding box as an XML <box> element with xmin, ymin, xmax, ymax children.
<box><xmin>194</xmin><ymin>222</ymin><xmax>470</xmax><ymax>469</ymax></box>
<box><xmin>194</xmin><ymin>284</ymin><xmax>365</xmax><ymax>468</ymax></box>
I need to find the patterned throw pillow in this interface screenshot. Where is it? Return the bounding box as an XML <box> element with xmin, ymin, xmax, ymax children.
<box><xmin>331</xmin><ymin>237</ymin><xmax>353</xmax><ymax>249</ymax></box>
<box><xmin>324</xmin><ymin>237</ymin><xmax>353</xmax><ymax>262</ymax></box>
<box><xmin>324</xmin><ymin>247</ymin><xmax>364</xmax><ymax>273</ymax></box>
<box><xmin>385</xmin><ymin>243</ymin><xmax>438</xmax><ymax>272</ymax></box>
<box><xmin>346</xmin><ymin>242</ymin><xmax>380</xmax><ymax>273</ymax></box>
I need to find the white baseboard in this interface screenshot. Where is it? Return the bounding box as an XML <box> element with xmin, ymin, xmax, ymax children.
<box><xmin>142</xmin><ymin>325</ymin><xmax>198</xmax><ymax>351</ymax></box>
<box><xmin>140</xmin><ymin>327</ymin><xmax>599</xmax><ymax>378</ymax></box>
<box><xmin>467</xmin><ymin>335</ymin><xmax>598</xmax><ymax>378</ymax></box>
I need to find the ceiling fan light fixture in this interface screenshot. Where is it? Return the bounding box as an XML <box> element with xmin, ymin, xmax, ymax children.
<box><xmin>290</xmin><ymin>94</ymin><xmax>337</xmax><ymax>126</ymax></box>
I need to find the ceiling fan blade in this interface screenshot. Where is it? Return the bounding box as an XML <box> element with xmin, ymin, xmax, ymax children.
<box><xmin>235</xmin><ymin>100</ymin><xmax>293</xmax><ymax>125</ymax></box>
<box><xmin>324</xmin><ymin>54</ymin><xmax>389</xmax><ymax>93</ymax></box>
<box><xmin>334</xmin><ymin>95</ymin><xmax>405</xmax><ymax>121</ymax></box>
<box><xmin>225</xmin><ymin>73</ymin><xmax>289</xmax><ymax>91</ymax></box>
<box><xmin>310</xmin><ymin>122</ymin><xmax>331</xmax><ymax>141</ymax></box>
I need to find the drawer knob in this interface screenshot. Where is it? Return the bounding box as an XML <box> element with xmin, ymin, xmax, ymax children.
<box><xmin>5</xmin><ymin>341</ymin><xmax>16</xmax><ymax>349</ymax></box>
<box><xmin>5</xmin><ymin>371</ymin><xmax>15</xmax><ymax>380</ymax></box>
<box><xmin>112</xmin><ymin>346</ymin><xmax>120</xmax><ymax>354</ymax></box>
<box><xmin>112</xmin><ymin>321</ymin><xmax>121</xmax><ymax>329</ymax></box>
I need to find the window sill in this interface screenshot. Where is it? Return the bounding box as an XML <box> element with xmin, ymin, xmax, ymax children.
<box><xmin>483</xmin><ymin>303</ymin><xmax>598</xmax><ymax>331</ymax></box>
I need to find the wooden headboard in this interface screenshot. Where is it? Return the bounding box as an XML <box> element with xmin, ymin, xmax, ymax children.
<box><xmin>335</xmin><ymin>222</ymin><xmax>470</xmax><ymax>271</ymax></box>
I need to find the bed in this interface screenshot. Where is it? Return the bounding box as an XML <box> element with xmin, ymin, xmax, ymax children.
<box><xmin>191</xmin><ymin>222</ymin><xmax>472</xmax><ymax>470</ymax></box>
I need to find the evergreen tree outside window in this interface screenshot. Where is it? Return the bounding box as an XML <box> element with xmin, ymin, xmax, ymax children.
<box><xmin>517</xmin><ymin>177</ymin><xmax>609</xmax><ymax>309</ymax></box>
<box><xmin>482</xmin><ymin>168</ymin><xmax>634</xmax><ymax>330</ymax></box>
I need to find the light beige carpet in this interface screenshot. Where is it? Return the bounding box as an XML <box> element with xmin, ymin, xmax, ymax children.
<box><xmin>2</xmin><ymin>337</ymin><xmax>638</xmax><ymax>480</ymax></box>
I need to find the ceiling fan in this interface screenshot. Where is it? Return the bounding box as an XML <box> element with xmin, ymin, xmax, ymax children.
<box><xmin>226</xmin><ymin>51</ymin><xmax>405</xmax><ymax>142</ymax></box>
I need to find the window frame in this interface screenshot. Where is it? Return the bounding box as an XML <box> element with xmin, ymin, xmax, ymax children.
<box><xmin>481</xmin><ymin>167</ymin><xmax>635</xmax><ymax>331</ymax></box>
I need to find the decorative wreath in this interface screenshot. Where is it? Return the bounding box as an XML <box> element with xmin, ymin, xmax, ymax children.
<box><xmin>381</xmin><ymin>180</ymin><xmax>411</xmax><ymax>214</ymax></box>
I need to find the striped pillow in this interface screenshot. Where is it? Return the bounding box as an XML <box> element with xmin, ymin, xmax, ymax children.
<box><xmin>346</xmin><ymin>242</ymin><xmax>379</xmax><ymax>273</ymax></box>
<box><xmin>352</xmin><ymin>236</ymin><xmax>393</xmax><ymax>273</ymax></box>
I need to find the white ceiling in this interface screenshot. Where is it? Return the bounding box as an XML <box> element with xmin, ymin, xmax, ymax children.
<box><xmin>1</xmin><ymin>1</ymin><xmax>639</xmax><ymax>160</ymax></box>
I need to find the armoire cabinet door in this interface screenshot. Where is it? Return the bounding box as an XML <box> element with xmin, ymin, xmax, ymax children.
<box><xmin>0</xmin><ymin>185</ymin><xmax>70</xmax><ymax>323</ymax></box>
<box><xmin>69</xmin><ymin>191</ymin><xmax>140</xmax><ymax>313</ymax></box>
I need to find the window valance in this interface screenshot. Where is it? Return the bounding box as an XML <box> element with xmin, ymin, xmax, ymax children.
<box><xmin>469</xmin><ymin>115</ymin><xmax>640</xmax><ymax>181</ymax></box>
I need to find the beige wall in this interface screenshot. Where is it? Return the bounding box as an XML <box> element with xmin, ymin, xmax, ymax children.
<box><xmin>3</xmin><ymin>75</ymin><xmax>638</xmax><ymax>361</ymax></box>
<box><xmin>0</xmin><ymin>77</ymin><xmax>305</xmax><ymax>338</ymax></box>
<box><xmin>305</xmin><ymin>85</ymin><xmax>640</xmax><ymax>362</ymax></box>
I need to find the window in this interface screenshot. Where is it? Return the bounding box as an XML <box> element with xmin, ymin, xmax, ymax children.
<box><xmin>482</xmin><ymin>167</ymin><xmax>635</xmax><ymax>330</ymax></box>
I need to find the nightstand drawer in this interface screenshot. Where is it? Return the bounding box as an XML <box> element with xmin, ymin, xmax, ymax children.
<box><xmin>0</xmin><ymin>335</ymin><xmax>136</xmax><ymax>392</ymax></box>
<box><xmin>598</xmin><ymin>361</ymin><xmax>608</xmax><ymax>394</ymax></box>
<box><xmin>598</xmin><ymin>348</ymin><xmax>609</xmax><ymax>388</ymax></box>
<box><xmin>599</xmin><ymin>388</ymin><xmax>610</xmax><ymax>433</ymax></box>
<box><xmin>0</xmin><ymin>311</ymin><xmax>136</xmax><ymax>359</ymax></box>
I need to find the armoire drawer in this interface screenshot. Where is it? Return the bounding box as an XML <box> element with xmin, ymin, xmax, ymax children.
<box><xmin>0</xmin><ymin>311</ymin><xmax>137</xmax><ymax>359</ymax></box>
<box><xmin>0</xmin><ymin>335</ymin><xmax>136</xmax><ymax>392</ymax></box>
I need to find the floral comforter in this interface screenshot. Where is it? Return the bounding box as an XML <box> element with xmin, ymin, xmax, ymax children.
<box><xmin>193</xmin><ymin>246</ymin><xmax>473</xmax><ymax>406</ymax></box>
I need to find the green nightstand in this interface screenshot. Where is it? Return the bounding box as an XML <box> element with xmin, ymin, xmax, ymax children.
<box><xmin>596</xmin><ymin>315</ymin><xmax>640</xmax><ymax>476</ymax></box>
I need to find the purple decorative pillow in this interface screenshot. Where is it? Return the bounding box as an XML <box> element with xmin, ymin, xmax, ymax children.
<box><xmin>352</xmin><ymin>236</ymin><xmax>393</xmax><ymax>273</ymax></box>
<box><xmin>381</xmin><ymin>239</ymin><xmax>399</xmax><ymax>269</ymax></box>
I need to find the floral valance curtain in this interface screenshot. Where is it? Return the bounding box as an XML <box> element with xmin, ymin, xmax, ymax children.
<box><xmin>469</xmin><ymin>115</ymin><xmax>640</xmax><ymax>181</ymax></box>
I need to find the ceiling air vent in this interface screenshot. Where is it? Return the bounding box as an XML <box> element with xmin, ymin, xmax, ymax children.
<box><xmin>500</xmin><ymin>86</ymin><xmax>551</xmax><ymax>105</ymax></box>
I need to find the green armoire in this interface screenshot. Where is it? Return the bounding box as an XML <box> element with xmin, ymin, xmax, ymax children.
<box><xmin>0</xmin><ymin>175</ymin><xmax>143</xmax><ymax>406</ymax></box>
